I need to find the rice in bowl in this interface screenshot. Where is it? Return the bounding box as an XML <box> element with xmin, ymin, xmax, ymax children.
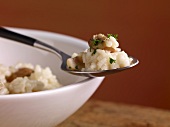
<box><xmin>0</xmin><ymin>63</ymin><xmax>61</xmax><ymax>95</ymax></box>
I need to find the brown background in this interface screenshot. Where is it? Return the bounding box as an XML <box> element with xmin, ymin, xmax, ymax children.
<box><xmin>0</xmin><ymin>0</ymin><xmax>170</xmax><ymax>109</ymax></box>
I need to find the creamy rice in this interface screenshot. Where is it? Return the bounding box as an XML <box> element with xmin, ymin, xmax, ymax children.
<box><xmin>0</xmin><ymin>63</ymin><xmax>61</xmax><ymax>95</ymax></box>
<box><xmin>67</xmin><ymin>33</ymin><xmax>133</xmax><ymax>71</ymax></box>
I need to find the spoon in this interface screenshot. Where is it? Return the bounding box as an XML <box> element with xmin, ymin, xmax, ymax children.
<box><xmin>0</xmin><ymin>27</ymin><xmax>139</xmax><ymax>77</ymax></box>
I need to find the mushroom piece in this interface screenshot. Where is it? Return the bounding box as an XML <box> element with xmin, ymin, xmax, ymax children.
<box><xmin>88</xmin><ymin>33</ymin><xmax>119</xmax><ymax>53</ymax></box>
<box><xmin>6</xmin><ymin>68</ymin><xmax>34</xmax><ymax>82</ymax></box>
<box><xmin>67</xmin><ymin>54</ymin><xmax>85</xmax><ymax>71</ymax></box>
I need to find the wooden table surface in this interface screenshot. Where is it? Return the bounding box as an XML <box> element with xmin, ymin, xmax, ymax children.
<box><xmin>58</xmin><ymin>100</ymin><xmax>170</xmax><ymax>127</ymax></box>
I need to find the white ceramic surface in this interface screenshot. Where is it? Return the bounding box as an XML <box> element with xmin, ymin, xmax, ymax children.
<box><xmin>0</xmin><ymin>27</ymin><xmax>104</xmax><ymax>127</ymax></box>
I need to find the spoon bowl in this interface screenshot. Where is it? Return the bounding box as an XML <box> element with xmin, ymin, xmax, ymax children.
<box><xmin>65</xmin><ymin>56</ymin><xmax>139</xmax><ymax>77</ymax></box>
<box><xmin>0</xmin><ymin>27</ymin><xmax>139</xmax><ymax>77</ymax></box>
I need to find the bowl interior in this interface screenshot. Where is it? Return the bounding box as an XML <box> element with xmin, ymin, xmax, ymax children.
<box><xmin>0</xmin><ymin>27</ymin><xmax>89</xmax><ymax>85</ymax></box>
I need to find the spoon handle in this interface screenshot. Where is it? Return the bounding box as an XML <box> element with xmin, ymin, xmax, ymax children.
<box><xmin>0</xmin><ymin>27</ymin><xmax>36</xmax><ymax>46</ymax></box>
<box><xmin>0</xmin><ymin>27</ymin><xmax>70</xmax><ymax>60</ymax></box>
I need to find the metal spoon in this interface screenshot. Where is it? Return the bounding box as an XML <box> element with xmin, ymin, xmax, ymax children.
<box><xmin>0</xmin><ymin>27</ymin><xmax>139</xmax><ymax>77</ymax></box>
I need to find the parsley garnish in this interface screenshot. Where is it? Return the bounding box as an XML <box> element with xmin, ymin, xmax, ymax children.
<box><xmin>92</xmin><ymin>39</ymin><xmax>102</xmax><ymax>46</ymax></box>
<box><xmin>107</xmin><ymin>34</ymin><xmax>118</xmax><ymax>40</ymax></box>
<box><xmin>109</xmin><ymin>57</ymin><xmax>116</xmax><ymax>64</ymax></box>
<box><xmin>92</xmin><ymin>49</ymin><xmax>97</xmax><ymax>55</ymax></box>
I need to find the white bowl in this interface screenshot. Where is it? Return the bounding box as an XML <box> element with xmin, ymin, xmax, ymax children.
<box><xmin>0</xmin><ymin>27</ymin><xmax>104</xmax><ymax>127</ymax></box>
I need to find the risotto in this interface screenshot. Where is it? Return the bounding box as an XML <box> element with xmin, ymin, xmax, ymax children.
<box><xmin>0</xmin><ymin>63</ymin><xmax>61</xmax><ymax>95</ymax></box>
<box><xmin>67</xmin><ymin>33</ymin><xmax>133</xmax><ymax>71</ymax></box>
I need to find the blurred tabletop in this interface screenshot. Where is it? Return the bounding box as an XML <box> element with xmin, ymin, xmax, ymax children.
<box><xmin>58</xmin><ymin>99</ymin><xmax>170</xmax><ymax>127</ymax></box>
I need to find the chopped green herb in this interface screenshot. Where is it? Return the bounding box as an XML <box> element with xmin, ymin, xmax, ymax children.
<box><xmin>92</xmin><ymin>49</ymin><xmax>97</xmax><ymax>55</ymax></box>
<box><xmin>92</xmin><ymin>39</ymin><xmax>102</xmax><ymax>46</ymax></box>
<box><xmin>107</xmin><ymin>34</ymin><xmax>112</xmax><ymax>38</ymax></box>
<box><xmin>75</xmin><ymin>65</ymin><xmax>78</xmax><ymax>70</ymax></box>
<box><xmin>107</xmin><ymin>34</ymin><xmax>118</xmax><ymax>40</ymax></box>
<box><xmin>109</xmin><ymin>57</ymin><xmax>116</xmax><ymax>64</ymax></box>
